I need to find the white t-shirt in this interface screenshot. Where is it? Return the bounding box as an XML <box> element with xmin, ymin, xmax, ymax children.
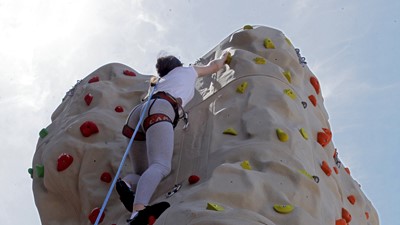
<box><xmin>154</xmin><ymin>66</ymin><xmax>197</xmax><ymax>107</ymax></box>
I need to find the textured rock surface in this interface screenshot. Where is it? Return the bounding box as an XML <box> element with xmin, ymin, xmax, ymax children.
<box><xmin>32</xmin><ymin>26</ymin><xmax>379</xmax><ymax>225</ymax></box>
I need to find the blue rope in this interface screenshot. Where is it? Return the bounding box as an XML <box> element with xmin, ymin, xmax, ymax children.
<box><xmin>94</xmin><ymin>83</ymin><xmax>158</xmax><ymax>225</ymax></box>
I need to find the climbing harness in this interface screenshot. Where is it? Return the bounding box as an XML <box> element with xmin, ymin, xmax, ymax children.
<box><xmin>93</xmin><ymin>82</ymin><xmax>158</xmax><ymax>225</ymax></box>
<box><xmin>122</xmin><ymin>91</ymin><xmax>189</xmax><ymax>140</ymax></box>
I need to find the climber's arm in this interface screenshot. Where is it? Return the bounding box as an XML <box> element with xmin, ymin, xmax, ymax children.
<box><xmin>194</xmin><ymin>52</ymin><xmax>229</xmax><ymax>77</ymax></box>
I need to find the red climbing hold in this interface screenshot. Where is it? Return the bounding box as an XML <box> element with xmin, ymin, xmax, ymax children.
<box><xmin>85</xmin><ymin>94</ymin><xmax>94</xmax><ymax>106</ymax></box>
<box><xmin>188</xmin><ymin>175</ymin><xmax>200</xmax><ymax>184</ymax></box>
<box><xmin>333</xmin><ymin>166</ymin><xmax>339</xmax><ymax>174</ymax></box>
<box><xmin>365</xmin><ymin>212</ymin><xmax>370</xmax><ymax>220</ymax></box>
<box><xmin>347</xmin><ymin>195</ymin><xmax>356</xmax><ymax>205</ymax></box>
<box><xmin>148</xmin><ymin>215</ymin><xmax>156</xmax><ymax>225</ymax></box>
<box><xmin>322</xmin><ymin>128</ymin><xmax>332</xmax><ymax>141</ymax></box>
<box><xmin>345</xmin><ymin>167</ymin><xmax>351</xmax><ymax>175</ymax></box>
<box><xmin>321</xmin><ymin>160</ymin><xmax>332</xmax><ymax>176</ymax></box>
<box><xmin>100</xmin><ymin>172</ymin><xmax>112</xmax><ymax>183</ymax></box>
<box><xmin>308</xmin><ymin>95</ymin><xmax>317</xmax><ymax>106</ymax></box>
<box><xmin>123</xmin><ymin>70</ymin><xmax>136</xmax><ymax>76</ymax></box>
<box><xmin>88</xmin><ymin>76</ymin><xmax>100</xmax><ymax>83</ymax></box>
<box><xmin>317</xmin><ymin>132</ymin><xmax>330</xmax><ymax>147</ymax></box>
<box><xmin>115</xmin><ymin>106</ymin><xmax>124</xmax><ymax>113</ymax></box>
<box><xmin>57</xmin><ymin>153</ymin><xmax>73</xmax><ymax>172</ymax></box>
<box><xmin>310</xmin><ymin>76</ymin><xmax>320</xmax><ymax>94</ymax></box>
<box><xmin>335</xmin><ymin>218</ymin><xmax>347</xmax><ymax>225</ymax></box>
<box><xmin>88</xmin><ymin>207</ymin><xmax>105</xmax><ymax>224</ymax></box>
<box><xmin>342</xmin><ymin>208</ymin><xmax>352</xmax><ymax>223</ymax></box>
<box><xmin>80</xmin><ymin>121</ymin><xmax>99</xmax><ymax>137</ymax></box>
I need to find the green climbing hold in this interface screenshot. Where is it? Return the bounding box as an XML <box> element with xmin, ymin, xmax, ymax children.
<box><xmin>236</xmin><ymin>81</ymin><xmax>248</xmax><ymax>94</ymax></box>
<box><xmin>35</xmin><ymin>164</ymin><xmax>44</xmax><ymax>178</ymax></box>
<box><xmin>241</xmin><ymin>160</ymin><xmax>252</xmax><ymax>170</ymax></box>
<box><xmin>276</xmin><ymin>128</ymin><xmax>289</xmax><ymax>142</ymax></box>
<box><xmin>28</xmin><ymin>168</ymin><xmax>33</xmax><ymax>178</ymax></box>
<box><xmin>299</xmin><ymin>128</ymin><xmax>309</xmax><ymax>140</ymax></box>
<box><xmin>243</xmin><ymin>25</ymin><xmax>253</xmax><ymax>30</ymax></box>
<box><xmin>207</xmin><ymin>202</ymin><xmax>224</xmax><ymax>211</ymax></box>
<box><xmin>273</xmin><ymin>204</ymin><xmax>294</xmax><ymax>214</ymax></box>
<box><xmin>283</xmin><ymin>71</ymin><xmax>292</xmax><ymax>83</ymax></box>
<box><xmin>39</xmin><ymin>128</ymin><xmax>48</xmax><ymax>138</ymax></box>
<box><xmin>223</xmin><ymin>128</ymin><xmax>238</xmax><ymax>136</ymax></box>
<box><xmin>253</xmin><ymin>57</ymin><xmax>266</xmax><ymax>64</ymax></box>
<box><xmin>284</xmin><ymin>89</ymin><xmax>296</xmax><ymax>100</ymax></box>
<box><xmin>264</xmin><ymin>38</ymin><xmax>276</xmax><ymax>49</ymax></box>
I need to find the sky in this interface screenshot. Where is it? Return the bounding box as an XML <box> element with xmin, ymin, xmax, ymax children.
<box><xmin>0</xmin><ymin>0</ymin><xmax>399</xmax><ymax>224</ymax></box>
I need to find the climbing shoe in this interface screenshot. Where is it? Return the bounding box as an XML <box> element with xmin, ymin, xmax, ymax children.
<box><xmin>127</xmin><ymin>201</ymin><xmax>170</xmax><ymax>225</ymax></box>
<box><xmin>116</xmin><ymin>178</ymin><xmax>135</xmax><ymax>212</ymax></box>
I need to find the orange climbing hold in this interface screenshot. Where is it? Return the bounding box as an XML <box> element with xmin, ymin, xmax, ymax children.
<box><xmin>333</xmin><ymin>166</ymin><xmax>339</xmax><ymax>174</ymax></box>
<box><xmin>365</xmin><ymin>212</ymin><xmax>370</xmax><ymax>220</ymax></box>
<box><xmin>347</xmin><ymin>195</ymin><xmax>356</xmax><ymax>205</ymax></box>
<box><xmin>317</xmin><ymin>132</ymin><xmax>330</xmax><ymax>147</ymax></box>
<box><xmin>308</xmin><ymin>95</ymin><xmax>317</xmax><ymax>106</ymax></box>
<box><xmin>310</xmin><ymin>76</ymin><xmax>320</xmax><ymax>94</ymax></box>
<box><xmin>342</xmin><ymin>208</ymin><xmax>352</xmax><ymax>223</ymax></box>
<box><xmin>335</xmin><ymin>218</ymin><xmax>347</xmax><ymax>225</ymax></box>
<box><xmin>345</xmin><ymin>167</ymin><xmax>351</xmax><ymax>175</ymax></box>
<box><xmin>322</xmin><ymin>128</ymin><xmax>332</xmax><ymax>140</ymax></box>
<box><xmin>321</xmin><ymin>160</ymin><xmax>332</xmax><ymax>176</ymax></box>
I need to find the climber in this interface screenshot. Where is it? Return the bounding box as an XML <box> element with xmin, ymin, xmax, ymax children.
<box><xmin>117</xmin><ymin>51</ymin><xmax>229</xmax><ymax>224</ymax></box>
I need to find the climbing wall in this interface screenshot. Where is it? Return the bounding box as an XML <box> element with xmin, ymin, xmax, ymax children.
<box><xmin>31</xmin><ymin>26</ymin><xmax>379</xmax><ymax>225</ymax></box>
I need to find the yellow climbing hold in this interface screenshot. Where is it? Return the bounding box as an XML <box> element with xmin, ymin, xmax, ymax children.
<box><xmin>298</xmin><ymin>169</ymin><xmax>313</xmax><ymax>179</ymax></box>
<box><xmin>276</xmin><ymin>128</ymin><xmax>289</xmax><ymax>142</ymax></box>
<box><xmin>299</xmin><ymin>128</ymin><xmax>309</xmax><ymax>140</ymax></box>
<box><xmin>225</xmin><ymin>52</ymin><xmax>232</xmax><ymax>65</ymax></box>
<box><xmin>243</xmin><ymin>25</ymin><xmax>253</xmax><ymax>30</ymax></box>
<box><xmin>273</xmin><ymin>204</ymin><xmax>294</xmax><ymax>214</ymax></box>
<box><xmin>282</xmin><ymin>71</ymin><xmax>292</xmax><ymax>83</ymax></box>
<box><xmin>223</xmin><ymin>128</ymin><xmax>238</xmax><ymax>136</ymax></box>
<box><xmin>207</xmin><ymin>202</ymin><xmax>224</xmax><ymax>211</ymax></box>
<box><xmin>264</xmin><ymin>38</ymin><xmax>276</xmax><ymax>49</ymax></box>
<box><xmin>284</xmin><ymin>89</ymin><xmax>296</xmax><ymax>100</ymax></box>
<box><xmin>285</xmin><ymin>37</ymin><xmax>293</xmax><ymax>47</ymax></box>
<box><xmin>240</xmin><ymin>160</ymin><xmax>252</xmax><ymax>170</ymax></box>
<box><xmin>236</xmin><ymin>81</ymin><xmax>248</xmax><ymax>94</ymax></box>
<box><xmin>253</xmin><ymin>57</ymin><xmax>266</xmax><ymax>64</ymax></box>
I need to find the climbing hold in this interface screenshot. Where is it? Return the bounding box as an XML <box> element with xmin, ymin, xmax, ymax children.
<box><xmin>310</xmin><ymin>77</ymin><xmax>320</xmax><ymax>94</ymax></box>
<box><xmin>285</xmin><ymin>37</ymin><xmax>293</xmax><ymax>47</ymax></box>
<box><xmin>114</xmin><ymin>106</ymin><xmax>124</xmax><ymax>113</ymax></box>
<box><xmin>80</xmin><ymin>121</ymin><xmax>99</xmax><ymax>137</ymax></box>
<box><xmin>299</xmin><ymin>128</ymin><xmax>308</xmax><ymax>140</ymax></box>
<box><xmin>88</xmin><ymin>76</ymin><xmax>100</xmax><ymax>83</ymax></box>
<box><xmin>282</xmin><ymin>71</ymin><xmax>292</xmax><ymax>83</ymax></box>
<box><xmin>123</xmin><ymin>70</ymin><xmax>136</xmax><ymax>76</ymax></box>
<box><xmin>322</xmin><ymin>128</ymin><xmax>332</xmax><ymax>140</ymax></box>
<box><xmin>36</xmin><ymin>164</ymin><xmax>44</xmax><ymax>178</ymax></box>
<box><xmin>264</xmin><ymin>38</ymin><xmax>275</xmax><ymax>49</ymax></box>
<box><xmin>317</xmin><ymin>131</ymin><xmax>330</xmax><ymax>147</ymax></box>
<box><xmin>347</xmin><ymin>195</ymin><xmax>356</xmax><ymax>205</ymax></box>
<box><xmin>298</xmin><ymin>169</ymin><xmax>313</xmax><ymax>179</ymax></box>
<box><xmin>321</xmin><ymin>161</ymin><xmax>332</xmax><ymax>176</ymax></box>
<box><xmin>236</xmin><ymin>81</ymin><xmax>248</xmax><ymax>94</ymax></box>
<box><xmin>84</xmin><ymin>94</ymin><xmax>94</xmax><ymax>106</ymax></box>
<box><xmin>39</xmin><ymin>128</ymin><xmax>48</xmax><ymax>138</ymax></box>
<box><xmin>301</xmin><ymin>101</ymin><xmax>307</xmax><ymax>109</ymax></box>
<box><xmin>284</xmin><ymin>89</ymin><xmax>296</xmax><ymax>100</ymax></box>
<box><xmin>253</xmin><ymin>57</ymin><xmax>266</xmax><ymax>64</ymax></box>
<box><xmin>57</xmin><ymin>153</ymin><xmax>74</xmax><ymax>172</ymax></box>
<box><xmin>342</xmin><ymin>208</ymin><xmax>352</xmax><ymax>223</ymax></box>
<box><xmin>345</xmin><ymin>167</ymin><xmax>351</xmax><ymax>175</ymax></box>
<box><xmin>223</xmin><ymin>128</ymin><xmax>238</xmax><ymax>136</ymax></box>
<box><xmin>333</xmin><ymin>166</ymin><xmax>339</xmax><ymax>174</ymax></box>
<box><xmin>335</xmin><ymin>218</ymin><xmax>347</xmax><ymax>225</ymax></box>
<box><xmin>365</xmin><ymin>212</ymin><xmax>370</xmax><ymax>220</ymax></box>
<box><xmin>206</xmin><ymin>202</ymin><xmax>224</xmax><ymax>211</ymax></box>
<box><xmin>276</xmin><ymin>128</ymin><xmax>289</xmax><ymax>142</ymax></box>
<box><xmin>188</xmin><ymin>175</ymin><xmax>200</xmax><ymax>184</ymax></box>
<box><xmin>308</xmin><ymin>95</ymin><xmax>317</xmax><ymax>106</ymax></box>
<box><xmin>243</xmin><ymin>25</ymin><xmax>253</xmax><ymax>30</ymax></box>
<box><xmin>100</xmin><ymin>172</ymin><xmax>112</xmax><ymax>183</ymax></box>
<box><xmin>273</xmin><ymin>204</ymin><xmax>294</xmax><ymax>214</ymax></box>
<box><xmin>88</xmin><ymin>207</ymin><xmax>105</xmax><ymax>224</ymax></box>
<box><xmin>28</xmin><ymin>168</ymin><xmax>33</xmax><ymax>178</ymax></box>
<box><xmin>225</xmin><ymin>52</ymin><xmax>232</xmax><ymax>65</ymax></box>
<box><xmin>240</xmin><ymin>160</ymin><xmax>252</xmax><ymax>170</ymax></box>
